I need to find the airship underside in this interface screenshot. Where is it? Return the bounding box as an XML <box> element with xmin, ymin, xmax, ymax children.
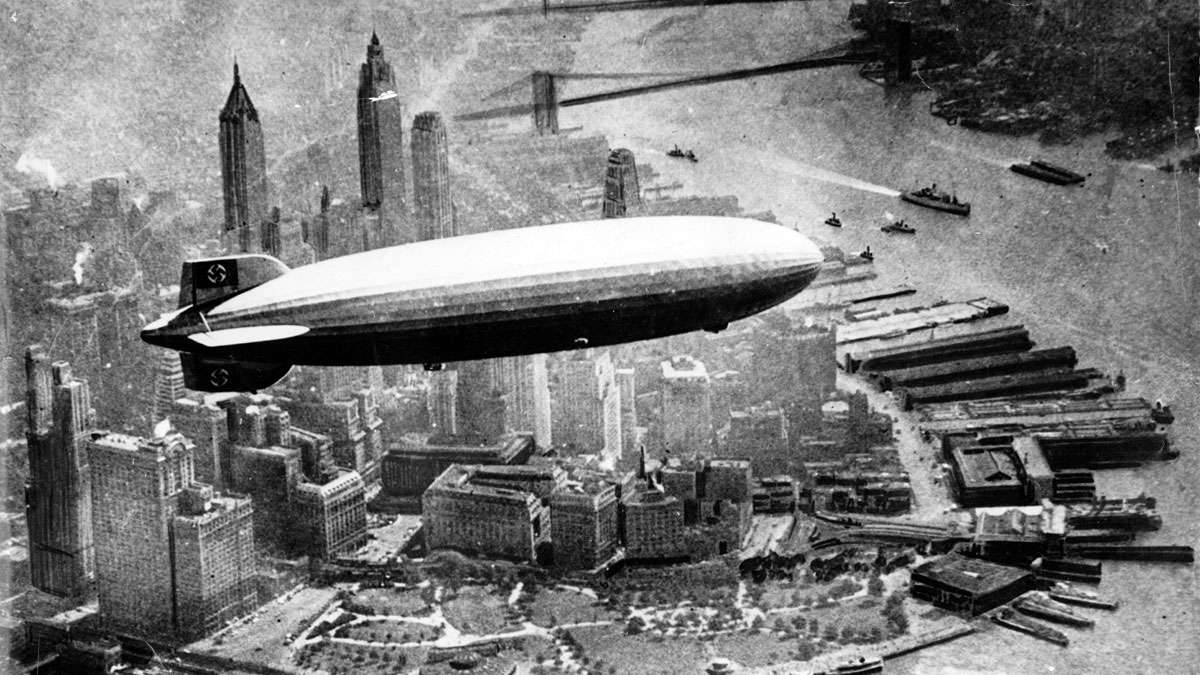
<box><xmin>141</xmin><ymin>216</ymin><xmax>824</xmax><ymax>391</ymax></box>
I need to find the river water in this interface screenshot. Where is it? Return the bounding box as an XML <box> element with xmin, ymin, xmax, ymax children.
<box><xmin>562</xmin><ymin>3</ymin><xmax>1199</xmax><ymax>672</ymax></box>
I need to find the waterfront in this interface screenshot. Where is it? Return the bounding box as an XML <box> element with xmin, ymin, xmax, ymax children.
<box><xmin>562</xmin><ymin>3</ymin><xmax>1199</xmax><ymax>672</ymax></box>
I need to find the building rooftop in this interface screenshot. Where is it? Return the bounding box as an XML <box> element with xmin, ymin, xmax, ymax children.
<box><xmin>951</xmin><ymin>445</ymin><xmax>1023</xmax><ymax>489</ymax></box>
<box><xmin>661</xmin><ymin>355</ymin><xmax>708</xmax><ymax>380</ymax></box>
<box><xmin>912</xmin><ymin>554</ymin><xmax>1031</xmax><ymax>594</ymax></box>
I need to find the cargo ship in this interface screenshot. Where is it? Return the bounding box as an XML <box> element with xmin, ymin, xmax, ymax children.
<box><xmin>991</xmin><ymin>608</ymin><xmax>1069</xmax><ymax>646</ymax></box>
<box><xmin>1014</xmin><ymin>592</ymin><xmax>1094</xmax><ymax>627</ymax></box>
<box><xmin>899</xmin><ymin>185</ymin><xmax>970</xmax><ymax>216</ymax></box>
<box><xmin>1010</xmin><ymin>159</ymin><xmax>1085</xmax><ymax>185</ymax></box>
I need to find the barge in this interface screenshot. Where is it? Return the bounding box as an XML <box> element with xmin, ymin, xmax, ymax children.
<box><xmin>991</xmin><ymin>607</ymin><xmax>1069</xmax><ymax>646</ymax></box>
<box><xmin>1014</xmin><ymin>592</ymin><xmax>1094</xmax><ymax>627</ymax></box>
<box><xmin>1010</xmin><ymin>160</ymin><xmax>1085</xmax><ymax>185</ymax></box>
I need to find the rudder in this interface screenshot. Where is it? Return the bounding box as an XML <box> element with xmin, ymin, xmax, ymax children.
<box><xmin>179</xmin><ymin>353</ymin><xmax>292</xmax><ymax>393</ymax></box>
<box><xmin>178</xmin><ymin>254</ymin><xmax>289</xmax><ymax>308</ymax></box>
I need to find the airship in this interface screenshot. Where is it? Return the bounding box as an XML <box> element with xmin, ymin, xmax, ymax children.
<box><xmin>141</xmin><ymin>216</ymin><xmax>824</xmax><ymax>392</ymax></box>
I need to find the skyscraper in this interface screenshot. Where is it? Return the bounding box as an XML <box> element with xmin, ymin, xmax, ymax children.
<box><xmin>219</xmin><ymin>62</ymin><xmax>268</xmax><ymax>253</ymax></box>
<box><xmin>601</xmin><ymin>148</ymin><xmax>640</xmax><ymax>218</ymax></box>
<box><xmin>552</xmin><ymin>352</ymin><xmax>621</xmax><ymax>463</ymax></box>
<box><xmin>661</xmin><ymin>355</ymin><xmax>714</xmax><ymax>454</ymax></box>
<box><xmin>89</xmin><ymin>432</ymin><xmax>188</xmax><ymax>637</ymax></box>
<box><xmin>427</xmin><ymin>369</ymin><xmax>458</xmax><ymax>436</ymax></box>
<box><xmin>24</xmin><ymin>348</ymin><xmax>95</xmax><ymax>598</ymax></box>
<box><xmin>616</xmin><ymin>367</ymin><xmax>638</xmax><ymax>460</ymax></box>
<box><xmin>172</xmin><ymin>485</ymin><xmax>257</xmax><ymax>641</ymax></box>
<box><xmin>150</xmin><ymin>351</ymin><xmax>184</xmax><ymax>424</ymax></box>
<box><xmin>492</xmin><ymin>355</ymin><xmax>552</xmax><ymax>448</ymax></box>
<box><xmin>357</xmin><ymin>33</ymin><xmax>408</xmax><ymax>247</ymax></box>
<box><xmin>411</xmin><ymin>111</ymin><xmax>455</xmax><ymax>241</ymax></box>
<box><xmin>90</xmin><ymin>432</ymin><xmax>257</xmax><ymax>640</ymax></box>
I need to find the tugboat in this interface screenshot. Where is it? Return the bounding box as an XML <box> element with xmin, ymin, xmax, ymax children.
<box><xmin>1151</xmin><ymin>400</ymin><xmax>1174</xmax><ymax>424</ymax></box>
<box><xmin>858</xmin><ymin>246</ymin><xmax>874</xmax><ymax>261</ymax></box>
<box><xmin>1046</xmin><ymin>582</ymin><xmax>1119</xmax><ymax>610</ymax></box>
<box><xmin>1010</xmin><ymin>159</ymin><xmax>1086</xmax><ymax>185</ymax></box>
<box><xmin>667</xmin><ymin>144</ymin><xmax>686</xmax><ymax>158</ymax></box>
<box><xmin>880</xmin><ymin>219</ymin><xmax>916</xmax><ymax>234</ymax></box>
<box><xmin>825</xmin><ymin>212</ymin><xmax>843</xmax><ymax>227</ymax></box>
<box><xmin>900</xmin><ymin>183</ymin><xmax>971</xmax><ymax>216</ymax></box>
<box><xmin>1014</xmin><ymin>592</ymin><xmax>1095</xmax><ymax>627</ymax></box>
<box><xmin>991</xmin><ymin>607</ymin><xmax>1069</xmax><ymax>647</ymax></box>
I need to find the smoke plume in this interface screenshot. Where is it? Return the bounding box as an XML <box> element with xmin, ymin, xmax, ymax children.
<box><xmin>14</xmin><ymin>151</ymin><xmax>64</xmax><ymax>189</ymax></box>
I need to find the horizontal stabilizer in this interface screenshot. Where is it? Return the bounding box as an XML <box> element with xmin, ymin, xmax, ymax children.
<box><xmin>188</xmin><ymin>325</ymin><xmax>310</xmax><ymax>348</ymax></box>
<box><xmin>178</xmin><ymin>254</ymin><xmax>289</xmax><ymax>308</ymax></box>
<box><xmin>180</xmin><ymin>353</ymin><xmax>292</xmax><ymax>393</ymax></box>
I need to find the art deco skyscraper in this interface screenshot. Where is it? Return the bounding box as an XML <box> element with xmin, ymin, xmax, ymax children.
<box><xmin>411</xmin><ymin>111</ymin><xmax>456</xmax><ymax>241</ymax></box>
<box><xmin>219</xmin><ymin>63</ymin><xmax>268</xmax><ymax>252</ymax></box>
<box><xmin>24</xmin><ymin>347</ymin><xmax>95</xmax><ymax>598</ymax></box>
<box><xmin>357</xmin><ymin>33</ymin><xmax>408</xmax><ymax>246</ymax></box>
<box><xmin>601</xmin><ymin>148</ymin><xmax>640</xmax><ymax>218</ymax></box>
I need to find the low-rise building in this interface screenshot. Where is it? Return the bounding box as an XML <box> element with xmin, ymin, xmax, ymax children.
<box><xmin>910</xmin><ymin>554</ymin><xmax>1036</xmax><ymax>615</ymax></box>
<box><xmin>381</xmin><ymin>433</ymin><xmax>534</xmax><ymax>496</ymax></box>
<box><xmin>422</xmin><ymin>464</ymin><xmax>559</xmax><ymax>563</ymax></box>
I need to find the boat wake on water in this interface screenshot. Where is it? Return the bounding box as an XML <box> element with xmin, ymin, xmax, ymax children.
<box><xmin>742</xmin><ymin>147</ymin><xmax>901</xmax><ymax>197</ymax></box>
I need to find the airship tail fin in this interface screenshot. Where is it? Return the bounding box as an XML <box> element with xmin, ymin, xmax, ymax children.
<box><xmin>178</xmin><ymin>254</ymin><xmax>290</xmax><ymax>309</ymax></box>
<box><xmin>180</xmin><ymin>353</ymin><xmax>292</xmax><ymax>393</ymax></box>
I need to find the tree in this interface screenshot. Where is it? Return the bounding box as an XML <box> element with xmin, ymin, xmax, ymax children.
<box><xmin>794</xmin><ymin>638</ymin><xmax>817</xmax><ymax>661</ymax></box>
<box><xmin>868</xmin><ymin>576</ymin><xmax>885</xmax><ymax>596</ymax></box>
<box><xmin>625</xmin><ymin>616</ymin><xmax>645</xmax><ymax>635</ymax></box>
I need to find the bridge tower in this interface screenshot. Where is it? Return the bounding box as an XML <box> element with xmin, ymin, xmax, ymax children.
<box><xmin>531</xmin><ymin>71</ymin><xmax>559</xmax><ymax>135</ymax></box>
<box><xmin>887</xmin><ymin>1</ymin><xmax>913</xmax><ymax>83</ymax></box>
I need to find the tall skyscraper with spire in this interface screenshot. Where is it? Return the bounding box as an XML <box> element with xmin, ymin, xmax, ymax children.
<box><xmin>357</xmin><ymin>33</ymin><xmax>408</xmax><ymax>247</ymax></box>
<box><xmin>219</xmin><ymin>62</ymin><xmax>268</xmax><ymax>253</ymax></box>
<box><xmin>411</xmin><ymin>111</ymin><xmax>455</xmax><ymax>241</ymax></box>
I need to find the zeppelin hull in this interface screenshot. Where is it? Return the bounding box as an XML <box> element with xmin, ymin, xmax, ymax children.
<box><xmin>203</xmin><ymin>265</ymin><xmax>819</xmax><ymax>365</ymax></box>
<box><xmin>142</xmin><ymin>216</ymin><xmax>825</xmax><ymax>387</ymax></box>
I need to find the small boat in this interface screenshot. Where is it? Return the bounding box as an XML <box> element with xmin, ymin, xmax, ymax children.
<box><xmin>991</xmin><ymin>607</ymin><xmax>1069</xmax><ymax>646</ymax></box>
<box><xmin>825</xmin><ymin>212</ymin><xmax>843</xmax><ymax>227</ymax></box>
<box><xmin>1046</xmin><ymin>582</ymin><xmax>1119</xmax><ymax>610</ymax></box>
<box><xmin>1014</xmin><ymin>592</ymin><xmax>1094</xmax><ymax>627</ymax></box>
<box><xmin>858</xmin><ymin>246</ymin><xmax>874</xmax><ymax>261</ymax></box>
<box><xmin>667</xmin><ymin>144</ymin><xmax>686</xmax><ymax>158</ymax></box>
<box><xmin>900</xmin><ymin>184</ymin><xmax>970</xmax><ymax>216</ymax></box>
<box><xmin>1010</xmin><ymin>159</ymin><xmax>1085</xmax><ymax>185</ymax></box>
<box><xmin>817</xmin><ymin>655</ymin><xmax>884</xmax><ymax>674</ymax></box>
<box><xmin>881</xmin><ymin>219</ymin><xmax>915</xmax><ymax>234</ymax></box>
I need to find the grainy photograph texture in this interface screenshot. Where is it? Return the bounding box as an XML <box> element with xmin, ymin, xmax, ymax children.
<box><xmin>1</xmin><ymin>1</ymin><xmax>1198</xmax><ymax>674</ymax></box>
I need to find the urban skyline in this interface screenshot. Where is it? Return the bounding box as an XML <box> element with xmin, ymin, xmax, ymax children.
<box><xmin>2</xmin><ymin>2</ymin><xmax>1197</xmax><ymax>674</ymax></box>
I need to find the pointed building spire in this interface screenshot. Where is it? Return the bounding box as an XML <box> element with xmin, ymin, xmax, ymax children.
<box><xmin>233</xmin><ymin>59</ymin><xmax>240</xmax><ymax>83</ymax></box>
